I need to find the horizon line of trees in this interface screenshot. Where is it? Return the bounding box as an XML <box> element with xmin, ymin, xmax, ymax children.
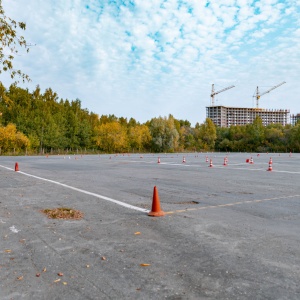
<box><xmin>0</xmin><ymin>82</ymin><xmax>300</xmax><ymax>155</ymax></box>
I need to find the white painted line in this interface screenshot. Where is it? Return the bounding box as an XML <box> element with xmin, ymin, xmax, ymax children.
<box><xmin>125</xmin><ymin>161</ymin><xmax>300</xmax><ymax>173</ymax></box>
<box><xmin>18</xmin><ymin>171</ymin><xmax>149</xmax><ymax>213</ymax></box>
<box><xmin>167</xmin><ymin>194</ymin><xmax>300</xmax><ymax>214</ymax></box>
<box><xmin>271</xmin><ymin>170</ymin><xmax>300</xmax><ymax>174</ymax></box>
<box><xmin>0</xmin><ymin>164</ymin><xmax>14</xmax><ymax>171</ymax></box>
<box><xmin>219</xmin><ymin>167</ymin><xmax>265</xmax><ymax>171</ymax></box>
<box><xmin>0</xmin><ymin>164</ymin><xmax>149</xmax><ymax>213</ymax></box>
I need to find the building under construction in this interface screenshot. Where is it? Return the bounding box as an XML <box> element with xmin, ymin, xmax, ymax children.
<box><xmin>290</xmin><ymin>114</ymin><xmax>300</xmax><ymax>126</ymax></box>
<box><xmin>207</xmin><ymin>82</ymin><xmax>290</xmax><ymax>127</ymax></box>
<box><xmin>206</xmin><ymin>106</ymin><xmax>290</xmax><ymax>127</ymax></box>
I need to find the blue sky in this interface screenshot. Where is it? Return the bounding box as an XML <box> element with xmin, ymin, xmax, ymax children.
<box><xmin>2</xmin><ymin>0</ymin><xmax>300</xmax><ymax>126</ymax></box>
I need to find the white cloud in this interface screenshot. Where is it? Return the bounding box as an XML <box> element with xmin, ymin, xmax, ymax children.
<box><xmin>1</xmin><ymin>0</ymin><xmax>300</xmax><ymax>125</ymax></box>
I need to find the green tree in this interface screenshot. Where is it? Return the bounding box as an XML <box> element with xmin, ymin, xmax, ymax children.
<box><xmin>228</xmin><ymin>125</ymin><xmax>246</xmax><ymax>152</ymax></box>
<box><xmin>179</xmin><ymin>126</ymin><xmax>195</xmax><ymax>151</ymax></box>
<box><xmin>99</xmin><ymin>114</ymin><xmax>118</xmax><ymax>125</ymax></box>
<box><xmin>244</xmin><ymin>117</ymin><xmax>265</xmax><ymax>151</ymax></box>
<box><xmin>216</xmin><ymin>127</ymin><xmax>232</xmax><ymax>151</ymax></box>
<box><xmin>0</xmin><ymin>1</ymin><xmax>30</xmax><ymax>81</ymax></box>
<box><xmin>286</xmin><ymin>123</ymin><xmax>300</xmax><ymax>152</ymax></box>
<box><xmin>128</xmin><ymin>117</ymin><xmax>138</xmax><ymax>128</ymax></box>
<box><xmin>199</xmin><ymin>118</ymin><xmax>217</xmax><ymax>150</ymax></box>
<box><xmin>265</xmin><ymin>124</ymin><xmax>284</xmax><ymax>152</ymax></box>
<box><xmin>149</xmin><ymin>115</ymin><xmax>179</xmax><ymax>152</ymax></box>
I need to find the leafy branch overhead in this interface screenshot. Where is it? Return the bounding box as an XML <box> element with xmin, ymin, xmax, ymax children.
<box><xmin>0</xmin><ymin>0</ymin><xmax>30</xmax><ymax>82</ymax></box>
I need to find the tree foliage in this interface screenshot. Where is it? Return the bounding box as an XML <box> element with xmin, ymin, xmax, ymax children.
<box><xmin>0</xmin><ymin>82</ymin><xmax>300</xmax><ymax>154</ymax></box>
<box><xmin>198</xmin><ymin>118</ymin><xmax>217</xmax><ymax>150</ymax></box>
<box><xmin>0</xmin><ymin>1</ymin><xmax>30</xmax><ymax>81</ymax></box>
<box><xmin>0</xmin><ymin>123</ymin><xmax>29</xmax><ymax>153</ymax></box>
<box><xmin>149</xmin><ymin>115</ymin><xmax>179</xmax><ymax>152</ymax></box>
<box><xmin>129</xmin><ymin>124</ymin><xmax>151</xmax><ymax>151</ymax></box>
<box><xmin>94</xmin><ymin>121</ymin><xmax>128</xmax><ymax>152</ymax></box>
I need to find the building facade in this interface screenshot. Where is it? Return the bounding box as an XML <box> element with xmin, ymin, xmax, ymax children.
<box><xmin>290</xmin><ymin>114</ymin><xmax>300</xmax><ymax>126</ymax></box>
<box><xmin>206</xmin><ymin>106</ymin><xmax>290</xmax><ymax>127</ymax></box>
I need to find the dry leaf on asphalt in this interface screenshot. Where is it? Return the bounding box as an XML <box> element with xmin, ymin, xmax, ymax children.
<box><xmin>134</xmin><ymin>232</ymin><xmax>141</xmax><ymax>235</ymax></box>
<box><xmin>54</xmin><ymin>279</ymin><xmax>61</xmax><ymax>283</ymax></box>
<box><xmin>140</xmin><ymin>264</ymin><xmax>150</xmax><ymax>267</ymax></box>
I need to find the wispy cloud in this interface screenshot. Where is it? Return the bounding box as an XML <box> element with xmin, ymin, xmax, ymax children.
<box><xmin>2</xmin><ymin>0</ymin><xmax>300</xmax><ymax>125</ymax></box>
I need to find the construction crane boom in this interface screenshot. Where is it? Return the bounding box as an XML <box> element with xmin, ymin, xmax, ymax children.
<box><xmin>254</xmin><ymin>81</ymin><xmax>286</xmax><ymax>108</ymax></box>
<box><xmin>210</xmin><ymin>84</ymin><xmax>235</xmax><ymax>106</ymax></box>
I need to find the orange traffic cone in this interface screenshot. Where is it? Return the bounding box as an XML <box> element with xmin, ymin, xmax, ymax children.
<box><xmin>182</xmin><ymin>156</ymin><xmax>186</xmax><ymax>163</ymax></box>
<box><xmin>157</xmin><ymin>157</ymin><xmax>161</xmax><ymax>164</ymax></box>
<box><xmin>249</xmin><ymin>157</ymin><xmax>254</xmax><ymax>164</ymax></box>
<box><xmin>267</xmin><ymin>158</ymin><xmax>273</xmax><ymax>171</ymax></box>
<box><xmin>209</xmin><ymin>159</ymin><xmax>213</xmax><ymax>167</ymax></box>
<box><xmin>148</xmin><ymin>186</ymin><xmax>165</xmax><ymax>217</ymax></box>
<box><xmin>15</xmin><ymin>162</ymin><xmax>19</xmax><ymax>172</ymax></box>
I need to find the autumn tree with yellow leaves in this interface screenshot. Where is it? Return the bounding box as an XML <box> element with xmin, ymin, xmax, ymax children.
<box><xmin>94</xmin><ymin>121</ymin><xmax>128</xmax><ymax>153</ymax></box>
<box><xmin>128</xmin><ymin>124</ymin><xmax>151</xmax><ymax>152</ymax></box>
<box><xmin>0</xmin><ymin>123</ymin><xmax>29</xmax><ymax>154</ymax></box>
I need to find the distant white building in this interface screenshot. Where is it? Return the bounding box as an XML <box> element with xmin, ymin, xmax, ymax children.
<box><xmin>290</xmin><ymin>114</ymin><xmax>300</xmax><ymax>126</ymax></box>
<box><xmin>206</xmin><ymin>106</ymin><xmax>290</xmax><ymax>127</ymax></box>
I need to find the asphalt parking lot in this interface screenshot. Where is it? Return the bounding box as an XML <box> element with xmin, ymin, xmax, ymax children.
<box><xmin>1</xmin><ymin>152</ymin><xmax>300</xmax><ymax>300</ymax></box>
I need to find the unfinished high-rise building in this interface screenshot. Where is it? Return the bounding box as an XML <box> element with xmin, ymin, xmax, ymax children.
<box><xmin>207</xmin><ymin>82</ymin><xmax>289</xmax><ymax>127</ymax></box>
<box><xmin>206</xmin><ymin>106</ymin><xmax>290</xmax><ymax>127</ymax></box>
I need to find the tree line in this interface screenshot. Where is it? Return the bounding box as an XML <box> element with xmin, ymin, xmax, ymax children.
<box><xmin>0</xmin><ymin>83</ymin><xmax>299</xmax><ymax>155</ymax></box>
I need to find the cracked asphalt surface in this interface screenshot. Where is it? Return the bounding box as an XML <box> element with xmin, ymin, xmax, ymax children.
<box><xmin>1</xmin><ymin>153</ymin><xmax>300</xmax><ymax>299</ymax></box>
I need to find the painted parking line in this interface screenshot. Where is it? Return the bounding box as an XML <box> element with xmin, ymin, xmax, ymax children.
<box><xmin>127</xmin><ymin>160</ymin><xmax>267</xmax><ymax>171</ymax></box>
<box><xmin>270</xmin><ymin>170</ymin><xmax>300</xmax><ymax>174</ymax></box>
<box><xmin>165</xmin><ymin>194</ymin><xmax>300</xmax><ymax>215</ymax></box>
<box><xmin>0</xmin><ymin>164</ymin><xmax>14</xmax><ymax>171</ymax></box>
<box><xmin>126</xmin><ymin>160</ymin><xmax>300</xmax><ymax>173</ymax></box>
<box><xmin>0</xmin><ymin>165</ymin><xmax>149</xmax><ymax>213</ymax></box>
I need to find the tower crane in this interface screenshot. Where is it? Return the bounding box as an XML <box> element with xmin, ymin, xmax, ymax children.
<box><xmin>210</xmin><ymin>84</ymin><xmax>235</xmax><ymax>106</ymax></box>
<box><xmin>254</xmin><ymin>81</ymin><xmax>286</xmax><ymax>109</ymax></box>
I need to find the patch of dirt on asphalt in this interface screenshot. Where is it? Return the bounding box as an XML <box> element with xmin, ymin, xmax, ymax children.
<box><xmin>40</xmin><ymin>207</ymin><xmax>83</xmax><ymax>220</ymax></box>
